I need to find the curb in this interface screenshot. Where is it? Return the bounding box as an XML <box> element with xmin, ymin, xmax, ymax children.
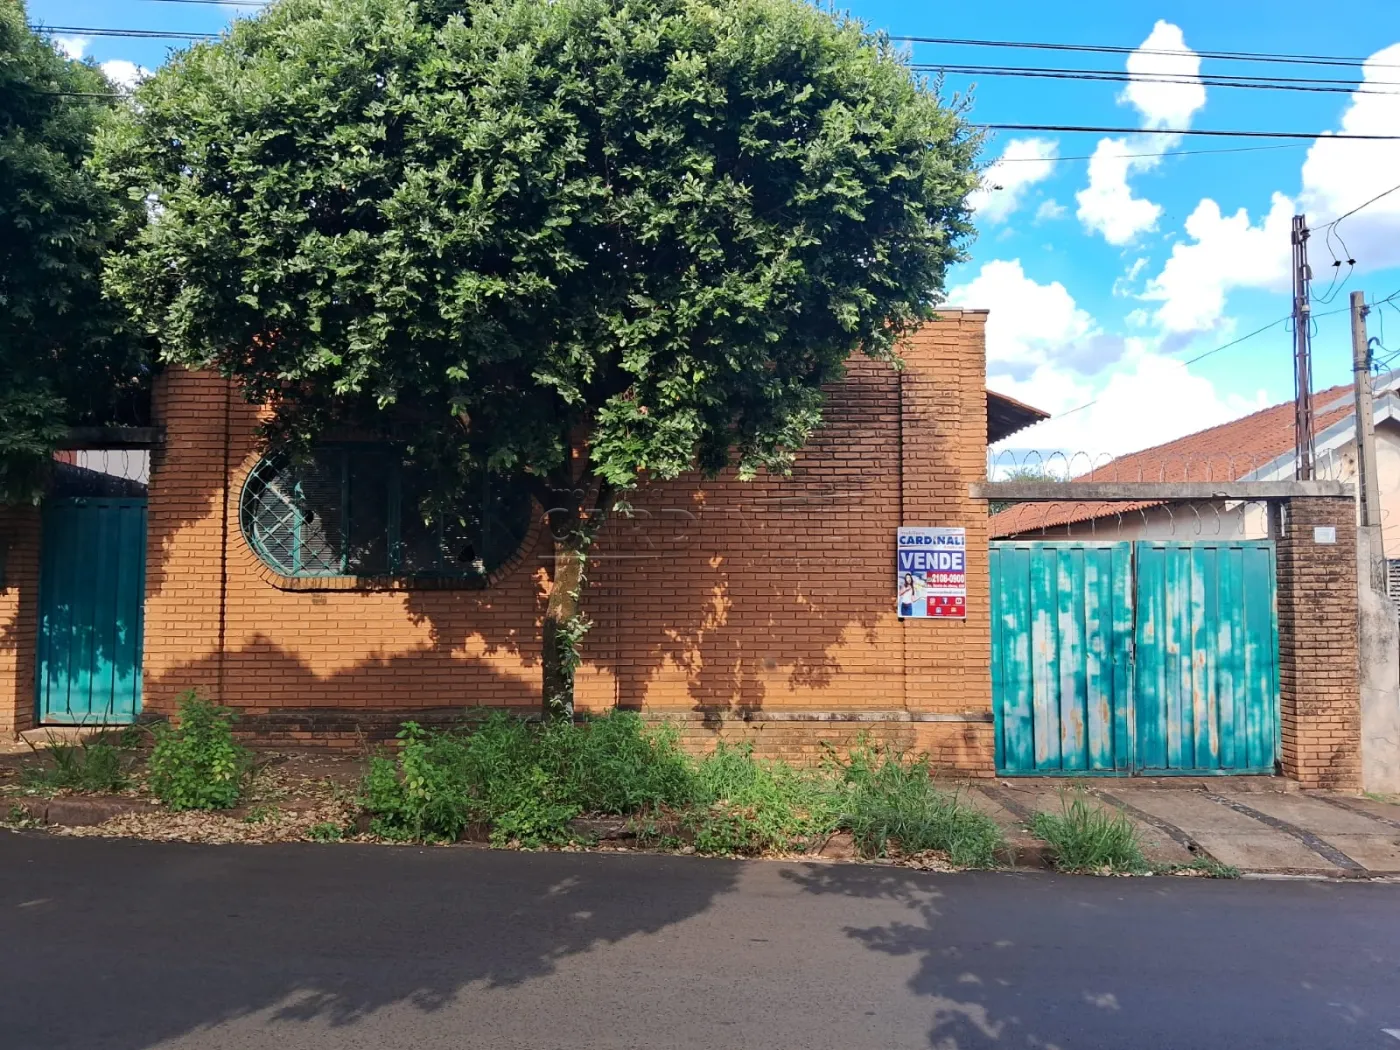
<box><xmin>13</xmin><ymin>797</ymin><xmax>158</xmax><ymax>827</ymax></box>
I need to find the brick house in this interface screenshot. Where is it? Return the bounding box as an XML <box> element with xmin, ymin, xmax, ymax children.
<box><xmin>2</xmin><ymin>312</ymin><xmax>1055</xmax><ymax>773</ymax></box>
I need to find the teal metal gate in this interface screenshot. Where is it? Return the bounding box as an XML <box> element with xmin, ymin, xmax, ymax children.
<box><xmin>36</xmin><ymin>498</ymin><xmax>147</xmax><ymax>725</ymax></box>
<box><xmin>991</xmin><ymin>540</ymin><xmax>1278</xmax><ymax>776</ymax></box>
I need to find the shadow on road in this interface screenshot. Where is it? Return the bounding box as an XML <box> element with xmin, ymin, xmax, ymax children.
<box><xmin>0</xmin><ymin>835</ymin><xmax>741</xmax><ymax>1050</ymax></box>
<box><xmin>781</xmin><ymin>864</ymin><xmax>1110</xmax><ymax>1050</ymax></box>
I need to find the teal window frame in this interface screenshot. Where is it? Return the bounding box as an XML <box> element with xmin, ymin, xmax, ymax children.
<box><xmin>239</xmin><ymin>445</ymin><xmax>530</xmax><ymax>582</ymax></box>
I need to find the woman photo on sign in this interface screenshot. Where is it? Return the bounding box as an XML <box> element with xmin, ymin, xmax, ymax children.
<box><xmin>898</xmin><ymin>572</ymin><xmax>920</xmax><ymax>617</ymax></box>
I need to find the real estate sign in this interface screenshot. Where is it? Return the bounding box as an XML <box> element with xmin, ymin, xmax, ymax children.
<box><xmin>896</xmin><ymin>527</ymin><xmax>966</xmax><ymax>619</ymax></box>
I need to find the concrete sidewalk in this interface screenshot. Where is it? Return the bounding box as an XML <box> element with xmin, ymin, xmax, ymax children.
<box><xmin>967</xmin><ymin>778</ymin><xmax>1400</xmax><ymax>877</ymax></box>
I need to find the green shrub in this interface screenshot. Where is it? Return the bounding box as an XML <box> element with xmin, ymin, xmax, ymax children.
<box><xmin>361</xmin><ymin>722</ymin><xmax>474</xmax><ymax>842</ymax></box>
<box><xmin>840</xmin><ymin>746</ymin><xmax>1003</xmax><ymax>868</ymax></box>
<box><xmin>554</xmin><ymin>712</ymin><xmax>696</xmax><ymax>813</ymax></box>
<box><xmin>1031</xmin><ymin>789</ymin><xmax>1146</xmax><ymax>873</ymax></box>
<box><xmin>687</xmin><ymin>743</ymin><xmax>841</xmax><ymax>855</ymax></box>
<box><xmin>22</xmin><ymin>735</ymin><xmax>129</xmax><ymax>794</ymax></box>
<box><xmin>360</xmin><ymin>712</ymin><xmax>697</xmax><ymax>846</ymax></box>
<box><xmin>147</xmin><ymin>693</ymin><xmax>251</xmax><ymax>811</ymax></box>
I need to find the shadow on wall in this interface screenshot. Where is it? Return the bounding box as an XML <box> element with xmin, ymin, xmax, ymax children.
<box><xmin>148</xmin><ymin>363</ymin><xmax>906</xmax><ymax>718</ymax></box>
<box><xmin>0</xmin><ymin>838</ymin><xmax>743</xmax><ymax>1050</ymax></box>
<box><xmin>400</xmin><ymin>364</ymin><xmax>904</xmax><ymax>717</ymax></box>
<box><xmin>147</xmin><ymin>632</ymin><xmax>539</xmax><ymax>714</ymax></box>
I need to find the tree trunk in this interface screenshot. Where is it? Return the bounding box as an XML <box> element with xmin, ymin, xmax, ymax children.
<box><xmin>541</xmin><ymin>525</ymin><xmax>588</xmax><ymax>722</ymax></box>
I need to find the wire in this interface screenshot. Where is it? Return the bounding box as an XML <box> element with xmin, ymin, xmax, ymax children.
<box><xmin>1317</xmin><ymin>180</ymin><xmax>1400</xmax><ymax>229</ymax></box>
<box><xmin>974</xmin><ymin>123</ymin><xmax>1400</xmax><ymax>140</ymax></box>
<box><xmin>1049</xmin><ymin>317</ymin><xmax>1292</xmax><ymax>422</ymax></box>
<box><xmin>916</xmin><ymin>61</ymin><xmax>1390</xmax><ymax>89</ymax></box>
<box><xmin>890</xmin><ymin>34</ymin><xmax>1399</xmax><ymax>71</ymax></box>
<box><xmin>31</xmin><ymin>25</ymin><xmax>218</xmax><ymax>40</ymax></box>
<box><xmin>990</xmin><ymin>143</ymin><xmax>1302</xmax><ymax>163</ymax></box>
<box><xmin>912</xmin><ymin>63</ymin><xmax>1395</xmax><ymax>96</ymax></box>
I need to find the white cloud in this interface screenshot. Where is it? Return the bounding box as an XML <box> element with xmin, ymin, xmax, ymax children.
<box><xmin>1076</xmin><ymin>138</ymin><xmax>1164</xmax><ymax>245</ymax></box>
<box><xmin>100</xmin><ymin>60</ymin><xmax>151</xmax><ymax>91</ymax></box>
<box><xmin>1121</xmin><ymin>20</ymin><xmax>1207</xmax><ymax>130</ymax></box>
<box><xmin>1299</xmin><ymin>42</ymin><xmax>1400</xmax><ymax>271</ymax></box>
<box><xmin>1035</xmin><ymin>198</ymin><xmax>1067</xmax><ymax>222</ymax></box>
<box><xmin>1143</xmin><ymin>192</ymin><xmax>1293</xmax><ymax>333</ymax></box>
<box><xmin>54</xmin><ymin>35</ymin><xmax>89</xmax><ymax>60</ymax></box>
<box><xmin>969</xmin><ymin>138</ymin><xmax>1060</xmax><ymax>224</ymax></box>
<box><xmin>1113</xmin><ymin>257</ymin><xmax>1149</xmax><ymax>296</ymax></box>
<box><xmin>991</xmin><ymin>345</ymin><xmax>1268</xmax><ymax>458</ymax></box>
<box><xmin>1076</xmin><ymin>22</ymin><xmax>1204</xmax><ymax>246</ymax></box>
<box><xmin>945</xmin><ymin>260</ymin><xmax>1097</xmax><ymax>375</ymax></box>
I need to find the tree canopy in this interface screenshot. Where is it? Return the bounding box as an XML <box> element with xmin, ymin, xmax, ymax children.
<box><xmin>97</xmin><ymin>0</ymin><xmax>981</xmax><ymax>713</ymax></box>
<box><xmin>1</xmin><ymin>2</ymin><xmax>147</xmax><ymax>503</ymax></box>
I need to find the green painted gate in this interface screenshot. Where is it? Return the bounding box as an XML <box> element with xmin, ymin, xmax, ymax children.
<box><xmin>36</xmin><ymin>498</ymin><xmax>147</xmax><ymax>725</ymax></box>
<box><xmin>991</xmin><ymin>540</ymin><xmax>1278</xmax><ymax>776</ymax></box>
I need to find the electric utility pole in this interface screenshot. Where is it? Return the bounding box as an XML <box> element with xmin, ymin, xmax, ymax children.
<box><xmin>1352</xmin><ymin>288</ymin><xmax>1400</xmax><ymax>795</ymax></box>
<box><xmin>1292</xmin><ymin>214</ymin><xmax>1317</xmax><ymax>479</ymax></box>
<box><xmin>1352</xmin><ymin>290</ymin><xmax>1385</xmax><ymax>588</ymax></box>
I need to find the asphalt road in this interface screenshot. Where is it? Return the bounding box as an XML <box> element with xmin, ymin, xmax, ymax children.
<box><xmin>2</xmin><ymin>833</ymin><xmax>1399</xmax><ymax>1050</ymax></box>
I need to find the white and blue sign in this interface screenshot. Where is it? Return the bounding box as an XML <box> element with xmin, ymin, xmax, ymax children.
<box><xmin>896</xmin><ymin>527</ymin><xmax>966</xmax><ymax>619</ymax></box>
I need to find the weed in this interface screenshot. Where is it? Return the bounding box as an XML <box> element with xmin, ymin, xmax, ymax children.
<box><xmin>243</xmin><ymin>804</ymin><xmax>276</xmax><ymax>824</ymax></box>
<box><xmin>1031</xmin><ymin>789</ymin><xmax>1147</xmax><ymax>874</ymax></box>
<box><xmin>360</xmin><ymin>712</ymin><xmax>694</xmax><ymax>846</ymax></box>
<box><xmin>5</xmin><ymin>803</ymin><xmax>39</xmax><ymax>829</ymax></box>
<box><xmin>840</xmin><ymin>746</ymin><xmax>1003</xmax><ymax>868</ymax></box>
<box><xmin>687</xmin><ymin>743</ymin><xmax>841</xmax><ymax>855</ymax></box>
<box><xmin>1156</xmin><ymin>856</ymin><xmax>1241</xmax><ymax>879</ymax></box>
<box><xmin>147</xmin><ymin>692</ymin><xmax>251</xmax><ymax>811</ymax></box>
<box><xmin>552</xmin><ymin>712</ymin><xmax>695</xmax><ymax>813</ymax></box>
<box><xmin>21</xmin><ymin>735</ymin><xmax>129</xmax><ymax>794</ymax></box>
<box><xmin>361</xmin><ymin>722</ymin><xmax>474</xmax><ymax>842</ymax></box>
<box><xmin>306</xmin><ymin>822</ymin><xmax>344</xmax><ymax>842</ymax></box>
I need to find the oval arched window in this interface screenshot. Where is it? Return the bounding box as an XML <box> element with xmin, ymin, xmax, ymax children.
<box><xmin>240</xmin><ymin>446</ymin><xmax>532</xmax><ymax>581</ymax></box>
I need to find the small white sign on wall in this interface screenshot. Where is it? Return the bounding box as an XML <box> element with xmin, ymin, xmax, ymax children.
<box><xmin>1314</xmin><ymin>526</ymin><xmax>1337</xmax><ymax>544</ymax></box>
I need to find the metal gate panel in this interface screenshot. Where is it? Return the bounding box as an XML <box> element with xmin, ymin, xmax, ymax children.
<box><xmin>37</xmin><ymin>498</ymin><xmax>146</xmax><ymax>725</ymax></box>
<box><xmin>992</xmin><ymin>542</ymin><xmax>1133</xmax><ymax>774</ymax></box>
<box><xmin>1133</xmin><ymin>541</ymin><xmax>1277</xmax><ymax>774</ymax></box>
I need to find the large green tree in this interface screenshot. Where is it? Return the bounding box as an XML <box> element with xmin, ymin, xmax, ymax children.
<box><xmin>1</xmin><ymin>1</ymin><xmax>147</xmax><ymax>502</ymax></box>
<box><xmin>97</xmin><ymin>0</ymin><xmax>980</xmax><ymax>716</ymax></box>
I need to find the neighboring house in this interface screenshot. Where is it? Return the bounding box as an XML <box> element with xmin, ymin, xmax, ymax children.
<box><xmin>990</xmin><ymin>378</ymin><xmax>1391</xmax><ymax>550</ymax></box>
<box><xmin>0</xmin><ymin>312</ymin><xmax>1047</xmax><ymax>776</ymax></box>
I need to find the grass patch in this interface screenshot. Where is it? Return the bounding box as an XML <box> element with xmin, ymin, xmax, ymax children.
<box><xmin>1031</xmin><ymin>788</ymin><xmax>1148</xmax><ymax>874</ymax></box>
<box><xmin>1155</xmin><ymin>856</ymin><xmax>1241</xmax><ymax>879</ymax></box>
<box><xmin>21</xmin><ymin>730</ymin><xmax>137</xmax><ymax>795</ymax></box>
<box><xmin>687</xmin><ymin>742</ymin><xmax>842</xmax><ymax>855</ymax></box>
<box><xmin>361</xmin><ymin>711</ymin><xmax>696</xmax><ymax>847</ymax></box>
<box><xmin>358</xmin><ymin>718</ymin><xmax>1004</xmax><ymax>866</ymax></box>
<box><xmin>840</xmin><ymin>747</ymin><xmax>1003</xmax><ymax>868</ymax></box>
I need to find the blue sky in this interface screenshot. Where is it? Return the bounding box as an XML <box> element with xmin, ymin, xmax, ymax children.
<box><xmin>28</xmin><ymin>0</ymin><xmax>1400</xmax><ymax>457</ymax></box>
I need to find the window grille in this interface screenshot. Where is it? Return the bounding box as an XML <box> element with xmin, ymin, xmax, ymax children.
<box><xmin>240</xmin><ymin>446</ymin><xmax>531</xmax><ymax>581</ymax></box>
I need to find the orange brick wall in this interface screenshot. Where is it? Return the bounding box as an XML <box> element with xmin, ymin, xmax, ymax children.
<box><xmin>1275</xmin><ymin>496</ymin><xmax>1361</xmax><ymax>789</ymax></box>
<box><xmin>0</xmin><ymin>505</ymin><xmax>40</xmax><ymax>738</ymax></box>
<box><xmin>139</xmin><ymin>313</ymin><xmax>997</xmax><ymax>770</ymax></box>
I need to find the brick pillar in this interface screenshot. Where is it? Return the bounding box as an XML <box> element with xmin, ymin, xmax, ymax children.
<box><xmin>143</xmin><ymin>369</ymin><xmax>238</xmax><ymax>713</ymax></box>
<box><xmin>1275</xmin><ymin>496</ymin><xmax>1361</xmax><ymax>788</ymax></box>
<box><xmin>897</xmin><ymin>310</ymin><xmax>994</xmax><ymax>772</ymax></box>
<box><xmin>0</xmin><ymin>505</ymin><xmax>41</xmax><ymax>739</ymax></box>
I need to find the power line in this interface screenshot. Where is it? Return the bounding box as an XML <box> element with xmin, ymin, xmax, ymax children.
<box><xmin>974</xmin><ymin>123</ymin><xmax>1400</xmax><ymax>140</ymax></box>
<box><xmin>991</xmin><ymin>143</ymin><xmax>1302</xmax><ymax>163</ymax></box>
<box><xmin>890</xmin><ymin>34</ymin><xmax>1399</xmax><ymax>71</ymax></box>
<box><xmin>1048</xmin><ymin>318</ymin><xmax>1292</xmax><ymax>422</ymax></box>
<box><xmin>32</xmin><ymin>24</ymin><xmax>218</xmax><ymax>40</ymax></box>
<box><xmin>913</xmin><ymin>63</ymin><xmax>1395</xmax><ymax>96</ymax></box>
<box><xmin>1317</xmin><ymin>180</ymin><xmax>1400</xmax><ymax>229</ymax></box>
